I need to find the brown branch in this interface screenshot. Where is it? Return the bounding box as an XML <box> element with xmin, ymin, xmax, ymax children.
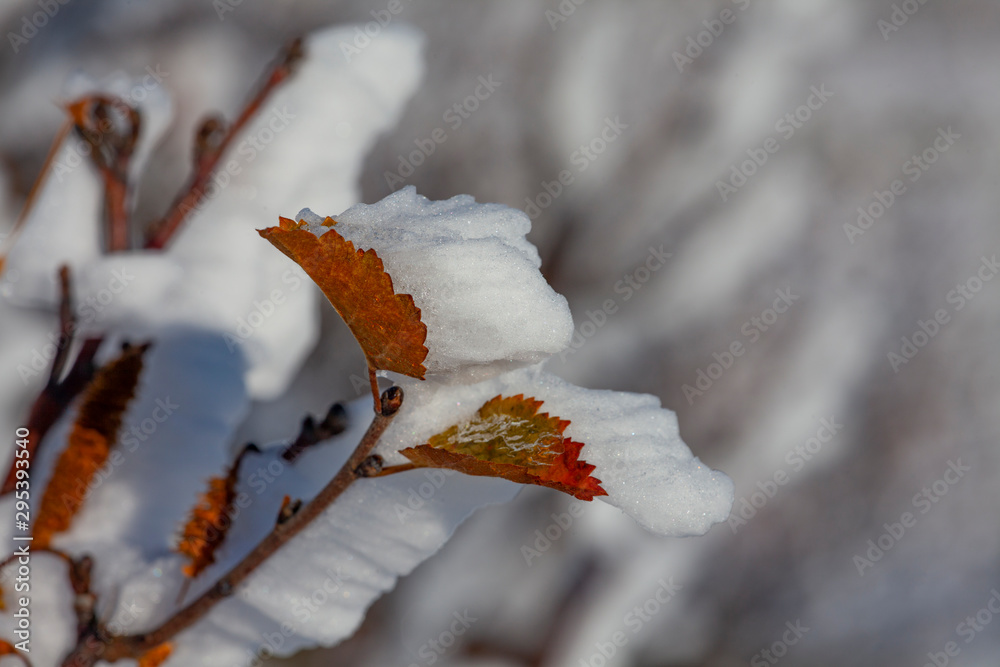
<box><xmin>48</xmin><ymin>265</ymin><xmax>76</xmax><ymax>387</ymax></box>
<box><xmin>67</xmin><ymin>96</ymin><xmax>140</xmax><ymax>252</ymax></box>
<box><xmin>101</xmin><ymin>171</ymin><xmax>130</xmax><ymax>252</ymax></box>
<box><xmin>68</xmin><ymin>555</ymin><xmax>98</xmax><ymax>638</ymax></box>
<box><xmin>59</xmin><ymin>387</ymin><xmax>404</xmax><ymax>666</ymax></box>
<box><xmin>1</xmin><ymin>265</ymin><xmax>103</xmax><ymax>495</ymax></box>
<box><xmin>0</xmin><ymin>339</ymin><xmax>101</xmax><ymax>497</ymax></box>
<box><xmin>280</xmin><ymin>402</ymin><xmax>349</xmax><ymax>462</ymax></box>
<box><xmin>144</xmin><ymin>37</ymin><xmax>304</xmax><ymax>250</ymax></box>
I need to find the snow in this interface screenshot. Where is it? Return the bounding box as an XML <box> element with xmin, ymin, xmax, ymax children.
<box><xmin>295</xmin><ymin>186</ymin><xmax>575</xmax><ymax>383</ymax></box>
<box><xmin>379</xmin><ymin>365</ymin><xmax>734</xmax><ymax>537</ymax></box>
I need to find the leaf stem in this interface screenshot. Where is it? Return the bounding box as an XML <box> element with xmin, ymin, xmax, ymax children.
<box><xmin>374</xmin><ymin>462</ymin><xmax>417</xmax><ymax>477</ymax></box>
<box><xmin>368</xmin><ymin>366</ymin><xmax>381</xmax><ymax>412</ymax></box>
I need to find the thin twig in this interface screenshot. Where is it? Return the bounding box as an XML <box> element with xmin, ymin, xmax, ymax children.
<box><xmin>0</xmin><ymin>339</ymin><xmax>102</xmax><ymax>495</ymax></box>
<box><xmin>49</xmin><ymin>265</ymin><xmax>75</xmax><ymax>387</ymax></box>
<box><xmin>68</xmin><ymin>96</ymin><xmax>140</xmax><ymax>252</ymax></box>
<box><xmin>144</xmin><ymin>37</ymin><xmax>304</xmax><ymax>250</ymax></box>
<box><xmin>1</xmin><ymin>265</ymin><xmax>103</xmax><ymax>495</ymax></box>
<box><xmin>280</xmin><ymin>403</ymin><xmax>349</xmax><ymax>462</ymax></box>
<box><xmin>60</xmin><ymin>387</ymin><xmax>404</xmax><ymax>665</ymax></box>
<box><xmin>368</xmin><ymin>366</ymin><xmax>381</xmax><ymax>412</ymax></box>
<box><xmin>101</xmin><ymin>171</ymin><xmax>130</xmax><ymax>252</ymax></box>
<box><xmin>374</xmin><ymin>462</ymin><xmax>417</xmax><ymax>477</ymax></box>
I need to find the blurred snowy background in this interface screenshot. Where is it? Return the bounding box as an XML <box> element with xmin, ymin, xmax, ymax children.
<box><xmin>1</xmin><ymin>0</ymin><xmax>997</xmax><ymax>665</ymax></box>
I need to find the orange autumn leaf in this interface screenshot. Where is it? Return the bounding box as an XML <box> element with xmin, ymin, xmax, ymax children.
<box><xmin>399</xmin><ymin>394</ymin><xmax>607</xmax><ymax>501</ymax></box>
<box><xmin>258</xmin><ymin>217</ymin><xmax>428</xmax><ymax>379</ymax></box>
<box><xmin>176</xmin><ymin>445</ymin><xmax>255</xmax><ymax>579</ymax></box>
<box><xmin>33</xmin><ymin>344</ymin><xmax>149</xmax><ymax>548</ymax></box>
<box><xmin>137</xmin><ymin>643</ymin><xmax>172</xmax><ymax>667</ymax></box>
<box><xmin>177</xmin><ymin>476</ymin><xmax>232</xmax><ymax>578</ymax></box>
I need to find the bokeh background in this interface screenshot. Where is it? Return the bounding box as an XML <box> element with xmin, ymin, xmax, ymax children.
<box><xmin>1</xmin><ymin>1</ymin><xmax>997</xmax><ymax>665</ymax></box>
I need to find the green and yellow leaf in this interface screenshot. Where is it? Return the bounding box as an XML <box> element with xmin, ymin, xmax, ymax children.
<box><xmin>400</xmin><ymin>394</ymin><xmax>607</xmax><ymax>501</ymax></box>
